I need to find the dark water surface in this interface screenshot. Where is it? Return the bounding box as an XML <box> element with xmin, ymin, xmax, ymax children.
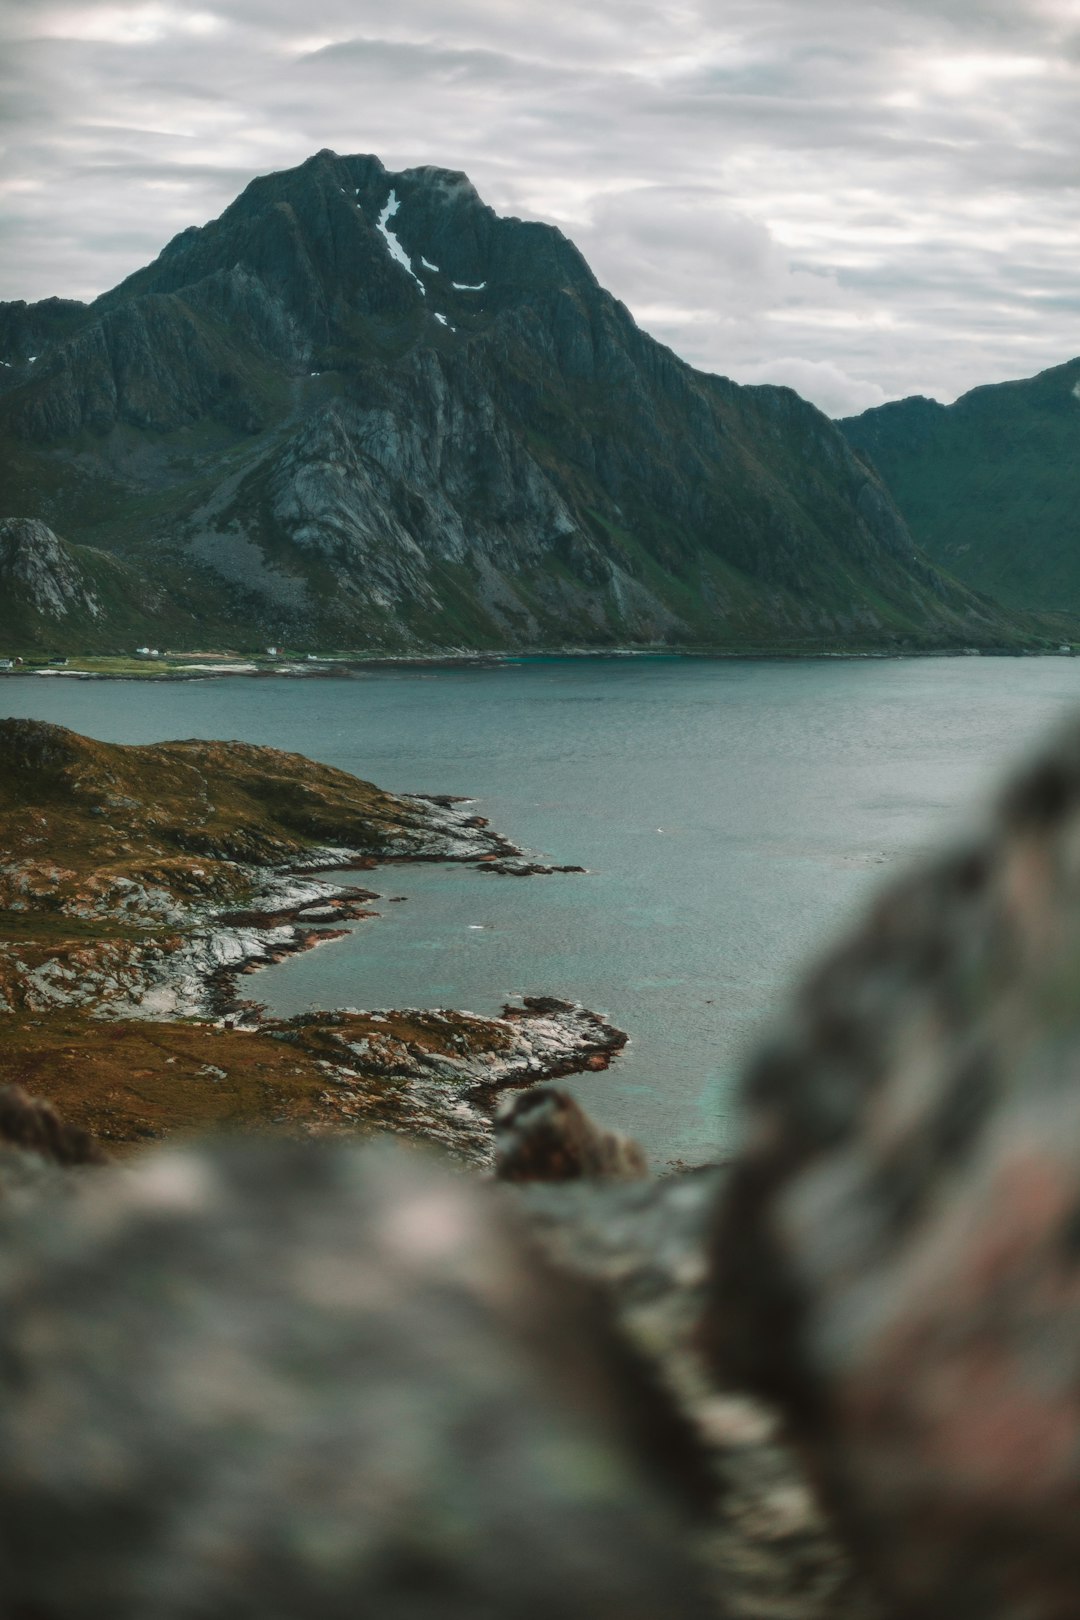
<box><xmin>5</xmin><ymin>656</ymin><xmax>1080</xmax><ymax>1165</ymax></box>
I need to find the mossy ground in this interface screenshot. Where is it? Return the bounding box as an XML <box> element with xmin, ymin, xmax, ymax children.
<box><xmin>0</xmin><ymin>720</ymin><xmax>445</xmax><ymax>903</ymax></box>
<box><xmin>0</xmin><ymin>1006</ymin><xmax>512</xmax><ymax>1152</ymax></box>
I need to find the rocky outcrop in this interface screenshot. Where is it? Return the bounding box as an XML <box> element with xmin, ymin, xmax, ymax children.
<box><xmin>708</xmin><ymin>711</ymin><xmax>1080</xmax><ymax>1618</ymax></box>
<box><xmin>0</xmin><ymin>1135</ymin><xmax>717</xmax><ymax>1619</ymax></box>
<box><xmin>0</xmin><ymin>151</ymin><xmax>1034</xmax><ymax>653</ymax></box>
<box><xmin>0</xmin><ymin>1086</ymin><xmax>876</xmax><ymax>1620</ymax></box>
<box><xmin>0</xmin><ymin>517</ymin><xmax>103</xmax><ymax>620</ymax></box>
<box><xmin>496</xmin><ymin>1085</ymin><xmax>648</xmax><ymax>1182</ymax></box>
<box><xmin>520</xmin><ymin>1167</ymin><xmax>879</xmax><ymax>1620</ymax></box>
<box><xmin>0</xmin><ymin>1084</ymin><xmax>106</xmax><ymax>1166</ymax></box>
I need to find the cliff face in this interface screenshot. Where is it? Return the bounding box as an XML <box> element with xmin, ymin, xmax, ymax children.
<box><xmin>0</xmin><ymin>517</ymin><xmax>160</xmax><ymax>651</ymax></box>
<box><xmin>0</xmin><ymin>151</ymin><xmax>1031</xmax><ymax>653</ymax></box>
<box><xmin>840</xmin><ymin>357</ymin><xmax>1080</xmax><ymax>615</ymax></box>
<box><xmin>0</xmin><ymin>519</ymin><xmax>103</xmax><ymax>621</ymax></box>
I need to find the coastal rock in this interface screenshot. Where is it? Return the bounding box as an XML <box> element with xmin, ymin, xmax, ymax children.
<box><xmin>0</xmin><ymin>723</ymin><xmax>624</xmax><ymax>1161</ymax></box>
<box><xmin>0</xmin><ymin>1135</ymin><xmax>716</xmax><ymax>1619</ymax></box>
<box><xmin>310</xmin><ymin>1000</ymin><xmax>628</xmax><ymax>1169</ymax></box>
<box><xmin>331</xmin><ymin>998</ymin><xmax>624</xmax><ymax>1090</ymax></box>
<box><xmin>708</xmin><ymin>713</ymin><xmax>1080</xmax><ymax>1618</ymax></box>
<box><xmin>0</xmin><ymin>719</ymin><xmax>524</xmax><ymax>1022</ymax></box>
<box><xmin>495</xmin><ymin>1085</ymin><xmax>648</xmax><ymax>1182</ymax></box>
<box><xmin>474</xmin><ymin>858</ymin><xmax>588</xmax><ymax>876</ymax></box>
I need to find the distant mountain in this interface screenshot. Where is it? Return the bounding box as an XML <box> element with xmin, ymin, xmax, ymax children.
<box><xmin>840</xmin><ymin>358</ymin><xmax>1080</xmax><ymax>615</ymax></box>
<box><xmin>0</xmin><ymin>150</ymin><xmax>1037</xmax><ymax>654</ymax></box>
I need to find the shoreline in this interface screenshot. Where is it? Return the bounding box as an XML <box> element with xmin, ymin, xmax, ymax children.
<box><xmin>2</xmin><ymin>642</ymin><xmax>1075</xmax><ymax>682</ymax></box>
<box><xmin>94</xmin><ymin>850</ymin><xmax>628</xmax><ymax>1166</ymax></box>
<box><xmin>0</xmin><ymin>745</ymin><xmax>625</xmax><ymax>1164</ymax></box>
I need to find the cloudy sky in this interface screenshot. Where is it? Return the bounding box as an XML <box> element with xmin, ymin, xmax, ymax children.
<box><xmin>2</xmin><ymin>0</ymin><xmax>1078</xmax><ymax>416</ymax></box>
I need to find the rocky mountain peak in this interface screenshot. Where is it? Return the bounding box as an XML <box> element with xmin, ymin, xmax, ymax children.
<box><xmin>0</xmin><ymin>153</ymin><xmax>1043</xmax><ymax>655</ymax></box>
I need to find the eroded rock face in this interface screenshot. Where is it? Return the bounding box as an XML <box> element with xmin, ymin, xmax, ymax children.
<box><xmin>0</xmin><ymin>1136</ymin><xmax>715</xmax><ymax>1619</ymax></box>
<box><xmin>0</xmin><ymin>517</ymin><xmax>103</xmax><ymax>620</ymax></box>
<box><xmin>708</xmin><ymin>714</ymin><xmax>1080</xmax><ymax>1619</ymax></box>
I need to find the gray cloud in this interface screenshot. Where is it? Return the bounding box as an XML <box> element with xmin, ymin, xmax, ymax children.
<box><xmin>0</xmin><ymin>0</ymin><xmax>1078</xmax><ymax>414</ymax></box>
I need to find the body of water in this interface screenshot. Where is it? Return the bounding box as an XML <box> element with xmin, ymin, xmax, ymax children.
<box><xmin>5</xmin><ymin>655</ymin><xmax>1079</xmax><ymax>1165</ymax></box>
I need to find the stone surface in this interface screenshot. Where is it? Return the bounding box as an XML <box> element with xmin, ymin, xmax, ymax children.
<box><xmin>0</xmin><ymin>1135</ymin><xmax>717</xmax><ymax>1619</ymax></box>
<box><xmin>520</xmin><ymin>1170</ymin><xmax>879</xmax><ymax>1620</ymax></box>
<box><xmin>495</xmin><ymin>1085</ymin><xmax>649</xmax><ymax>1182</ymax></box>
<box><xmin>0</xmin><ymin>517</ymin><xmax>104</xmax><ymax>621</ymax></box>
<box><xmin>708</xmin><ymin>712</ymin><xmax>1080</xmax><ymax>1619</ymax></box>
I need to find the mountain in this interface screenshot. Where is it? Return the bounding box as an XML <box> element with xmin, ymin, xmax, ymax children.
<box><xmin>0</xmin><ymin>518</ymin><xmax>163</xmax><ymax>652</ymax></box>
<box><xmin>0</xmin><ymin>150</ymin><xmax>1037</xmax><ymax>655</ymax></box>
<box><xmin>840</xmin><ymin>358</ymin><xmax>1080</xmax><ymax>616</ymax></box>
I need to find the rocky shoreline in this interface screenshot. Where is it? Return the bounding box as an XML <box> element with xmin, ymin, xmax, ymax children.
<box><xmin>0</xmin><ymin>721</ymin><xmax>623</xmax><ymax>1161</ymax></box>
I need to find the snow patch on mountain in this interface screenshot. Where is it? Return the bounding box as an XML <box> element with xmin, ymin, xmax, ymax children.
<box><xmin>376</xmin><ymin>191</ymin><xmax>426</xmax><ymax>296</ymax></box>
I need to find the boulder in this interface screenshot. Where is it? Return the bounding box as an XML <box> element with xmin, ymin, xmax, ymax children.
<box><xmin>495</xmin><ymin>1085</ymin><xmax>648</xmax><ymax>1182</ymax></box>
<box><xmin>0</xmin><ymin>1134</ymin><xmax>715</xmax><ymax>1619</ymax></box>
<box><xmin>708</xmin><ymin>714</ymin><xmax>1080</xmax><ymax>1618</ymax></box>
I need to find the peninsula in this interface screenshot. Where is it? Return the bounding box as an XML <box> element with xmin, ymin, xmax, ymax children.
<box><xmin>0</xmin><ymin>719</ymin><xmax>624</xmax><ymax>1159</ymax></box>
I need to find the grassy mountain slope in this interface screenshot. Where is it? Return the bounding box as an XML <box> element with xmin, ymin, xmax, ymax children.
<box><xmin>840</xmin><ymin>358</ymin><xmax>1080</xmax><ymax>614</ymax></box>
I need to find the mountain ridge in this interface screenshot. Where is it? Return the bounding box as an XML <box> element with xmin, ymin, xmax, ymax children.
<box><xmin>839</xmin><ymin>356</ymin><xmax>1080</xmax><ymax>615</ymax></box>
<box><xmin>0</xmin><ymin>150</ymin><xmax>1042</xmax><ymax>654</ymax></box>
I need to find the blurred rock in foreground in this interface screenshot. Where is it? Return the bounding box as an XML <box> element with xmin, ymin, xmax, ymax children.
<box><xmin>709</xmin><ymin>715</ymin><xmax>1080</xmax><ymax>1619</ymax></box>
<box><xmin>0</xmin><ymin>1082</ymin><xmax>106</xmax><ymax>1166</ymax></box>
<box><xmin>495</xmin><ymin>1085</ymin><xmax>649</xmax><ymax>1183</ymax></box>
<box><xmin>520</xmin><ymin>1169</ymin><xmax>880</xmax><ymax>1620</ymax></box>
<box><xmin>0</xmin><ymin>1135</ymin><xmax>716</xmax><ymax>1620</ymax></box>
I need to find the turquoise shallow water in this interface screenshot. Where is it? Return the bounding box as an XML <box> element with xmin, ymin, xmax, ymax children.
<box><xmin>5</xmin><ymin>655</ymin><xmax>1080</xmax><ymax>1166</ymax></box>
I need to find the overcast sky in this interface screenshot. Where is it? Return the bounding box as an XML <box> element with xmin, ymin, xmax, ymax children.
<box><xmin>2</xmin><ymin>0</ymin><xmax>1078</xmax><ymax>416</ymax></box>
